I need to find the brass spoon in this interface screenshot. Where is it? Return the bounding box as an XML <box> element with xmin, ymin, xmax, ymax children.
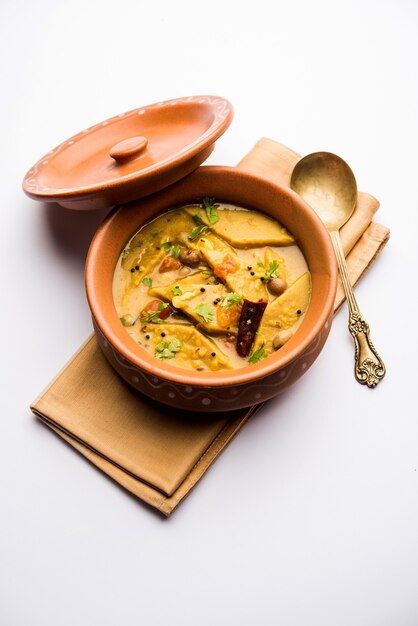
<box><xmin>290</xmin><ymin>151</ymin><xmax>385</xmax><ymax>388</ymax></box>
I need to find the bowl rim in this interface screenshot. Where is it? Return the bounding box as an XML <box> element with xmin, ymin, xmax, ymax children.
<box><xmin>86</xmin><ymin>165</ymin><xmax>338</xmax><ymax>387</ymax></box>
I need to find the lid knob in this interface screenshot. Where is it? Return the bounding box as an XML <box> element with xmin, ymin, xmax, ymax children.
<box><xmin>109</xmin><ymin>136</ymin><xmax>148</xmax><ymax>162</ymax></box>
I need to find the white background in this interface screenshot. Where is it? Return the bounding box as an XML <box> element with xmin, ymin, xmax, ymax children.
<box><xmin>1</xmin><ymin>1</ymin><xmax>418</xmax><ymax>625</ymax></box>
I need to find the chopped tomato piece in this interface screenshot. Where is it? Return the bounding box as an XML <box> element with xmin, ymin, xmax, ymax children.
<box><xmin>213</xmin><ymin>254</ymin><xmax>240</xmax><ymax>279</ymax></box>
<box><xmin>216</xmin><ymin>304</ymin><xmax>242</xmax><ymax>328</ymax></box>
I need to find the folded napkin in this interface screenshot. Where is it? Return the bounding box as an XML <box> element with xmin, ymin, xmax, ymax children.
<box><xmin>31</xmin><ymin>138</ymin><xmax>390</xmax><ymax>516</ymax></box>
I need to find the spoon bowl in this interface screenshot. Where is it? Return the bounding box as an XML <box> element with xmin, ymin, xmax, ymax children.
<box><xmin>290</xmin><ymin>152</ymin><xmax>357</xmax><ymax>231</ymax></box>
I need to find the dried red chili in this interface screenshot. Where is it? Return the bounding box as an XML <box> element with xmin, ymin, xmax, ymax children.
<box><xmin>236</xmin><ymin>299</ymin><xmax>267</xmax><ymax>358</ymax></box>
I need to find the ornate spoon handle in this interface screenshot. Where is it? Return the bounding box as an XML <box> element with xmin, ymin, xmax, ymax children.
<box><xmin>330</xmin><ymin>231</ymin><xmax>386</xmax><ymax>388</ymax></box>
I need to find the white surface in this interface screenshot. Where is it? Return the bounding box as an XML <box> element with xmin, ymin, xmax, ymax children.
<box><xmin>1</xmin><ymin>1</ymin><xmax>418</xmax><ymax>625</ymax></box>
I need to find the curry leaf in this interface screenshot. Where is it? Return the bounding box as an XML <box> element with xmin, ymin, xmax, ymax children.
<box><xmin>162</xmin><ymin>241</ymin><xmax>172</xmax><ymax>251</ymax></box>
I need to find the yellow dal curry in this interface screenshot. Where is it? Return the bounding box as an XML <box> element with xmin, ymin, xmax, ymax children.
<box><xmin>113</xmin><ymin>199</ymin><xmax>311</xmax><ymax>371</ymax></box>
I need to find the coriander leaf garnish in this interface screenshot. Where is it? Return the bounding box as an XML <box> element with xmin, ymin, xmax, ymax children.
<box><xmin>202</xmin><ymin>196</ymin><xmax>219</xmax><ymax>224</ymax></box>
<box><xmin>141</xmin><ymin>302</ymin><xmax>169</xmax><ymax>323</ymax></box>
<box><xmin>168</xmin><ymin>338</ymin><xmax>181</xmax><ymax>352</ymax></box>
<box><xmin>162</xmin><ymin>241</ymin><xmax>172</xmax><ymax>251</ymax></box>
<box><xmin>122</xmin><ymin>248</ymin><xmax>132</xmax><ymax>260</ymax></box>
<box><xmin>189</xmin><ymin>225</ymin><xmax>206</xmax><ymax>241</ymax></box>
<box><xmin>196</xmin><ymin>303</ymin><xmax>214</xmax><ymax>323</ymax></box>
<box><xmin>142</xmin><ymin>277</ymin><xmax>153</xmax><ymax>288</ymax></box>
<box><xmin>171</xmin><ymin>244</ymin><xmax>181</xmax><ymax>258</ymax></box>
<box><xmin>172</xmin><ymin>286</ymin><xmax>182</xmax><ymax>296</ymax></box>
<box><xmin>155</xmin><ymin>338</ymin><xmax>182</xmax><ymax>360</ymax></box>
<box><xmin>263</xmin><ymin>260</ymin><xmax>280</xmax><ymax>282</ymax></box>
<box><xmin>188</xmin><ymin>212</ymin><xmax>209</xmax><ymax>241</ymax></box>
<box><xmin>194</xmin><ymin>212</ymin><xmax>206</xmax><ymax>226</ymax></box>
<box><xmin>257</xmin><ymin>261</ymin><xmax>265</xmax><ymax>269</ymax></box>
<box><xmin>248</xmin><ymin>345</ymin><xmax>268</xmax><ymax>364</ymax></box>
<box><xmin>142</xmin><ymin>313</ymin><xmax>165</xmax><ymax>324</ymax></box>
<box><xmin>221</xmin><ymin>293</ymin><xmax>243</xmax><ymax>307</ymax></box>
<box><xmin>120</xmin><ymin>314</ymin><xmax>135</xmax><ymax>327</ymax></box>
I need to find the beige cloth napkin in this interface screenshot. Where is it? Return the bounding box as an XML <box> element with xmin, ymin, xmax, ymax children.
<box><xmin>31</xmin><ymin>138</ymin><xmax>390</xmax><ymax>516</ymax></box>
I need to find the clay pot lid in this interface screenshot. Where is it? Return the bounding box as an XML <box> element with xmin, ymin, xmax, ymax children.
<box><xmin>22</xmin><ymin>95</ymin><xmax>233</xmax><ymax>210</ymax></box>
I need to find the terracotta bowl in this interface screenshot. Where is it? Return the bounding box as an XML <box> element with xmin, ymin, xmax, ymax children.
<box><xmin>86</xmin><ymin>166</ymin><xmax>337</xmax><ymax>412</ymax></box>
